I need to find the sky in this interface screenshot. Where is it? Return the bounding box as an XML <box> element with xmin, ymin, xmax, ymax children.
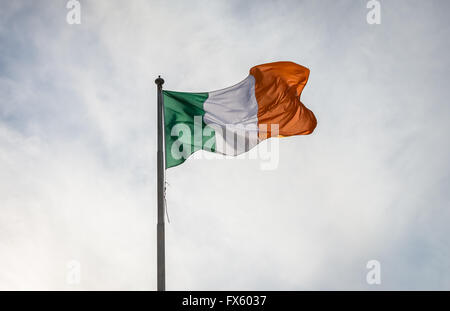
<box><xmin>0</xmin><ymin>0</ymin><xmax>449</xmax><ymax>290</ymax></box>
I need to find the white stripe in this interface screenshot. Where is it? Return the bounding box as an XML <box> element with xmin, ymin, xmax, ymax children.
<box><xmin>203</xmin><ymin>75</ymin><xmax>259</xmax><ymax>155</ymax></box>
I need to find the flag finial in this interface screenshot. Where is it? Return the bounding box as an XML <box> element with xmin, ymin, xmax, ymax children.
<box><xmin>155</xmin><ymin>75</ymin><xmax>164</xmax><ymax>86</ymax></box>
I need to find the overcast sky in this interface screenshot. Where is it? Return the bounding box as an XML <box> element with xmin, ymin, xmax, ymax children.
<box><xmin>0</xmin><ymin>0</ymin><xmax>449</xmax><ymax>290</ymax></box>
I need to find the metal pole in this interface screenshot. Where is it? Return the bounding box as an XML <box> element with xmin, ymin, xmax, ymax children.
<box><xmin>155</xmin><ymin>75</ymin><xmax>165</xmax><ymax>291</ymax></box>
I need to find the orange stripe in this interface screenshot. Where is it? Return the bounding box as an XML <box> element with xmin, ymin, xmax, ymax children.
<box><xmin>250</xmin><ymin>61</ymin><xmax>317</xmax><ymax>140</ymax></box>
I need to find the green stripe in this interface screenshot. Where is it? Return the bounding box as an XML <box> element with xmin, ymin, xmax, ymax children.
<box><xmin>163</xmin><ymin>90</ymin><xmax>216</xmax><ymax>168</ymax></box>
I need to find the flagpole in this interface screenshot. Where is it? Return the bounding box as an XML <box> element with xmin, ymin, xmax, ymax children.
<box><xmin>155</xmin><ymin>75</ymin><xmax>165</xmax><ymax>291</ymax></box>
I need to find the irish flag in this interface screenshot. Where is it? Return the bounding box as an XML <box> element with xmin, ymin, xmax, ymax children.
<box><xmin>163</xmin><ymin>61</ymin><xmax>317</xmax><ymax>168</ymax></box>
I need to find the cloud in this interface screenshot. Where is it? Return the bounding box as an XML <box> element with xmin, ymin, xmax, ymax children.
<box><xmin>0</xmin><ymin>0</ymin><xmax>449</xmax><ymax>290</ymax></box>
